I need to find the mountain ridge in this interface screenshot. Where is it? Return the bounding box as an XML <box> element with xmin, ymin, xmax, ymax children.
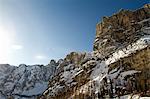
<box><xmin>0</xmin><ymin>4</ymin><xmax>149</xmax><ymax>99</ymax></box>
<box><xmin>41</xmin><ymin>4</ymin><xmax>150</xmax><ymax>99</ymax></box>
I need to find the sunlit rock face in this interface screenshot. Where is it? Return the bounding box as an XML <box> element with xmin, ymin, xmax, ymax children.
<box><xmin>0</xmin><ymin>62</ymin><xmax>57</xmax><ymax>99</ymax></box>
<box><xmin>41</xmin><ymin>5</ymin><xmax>150</xmax><ymax>99</ymax></box>
<box><xmin>108</xmin><ymin>47</ymin><xmax>150</xmax><ymax>94</ymax></box>
<box><xmin>42</xmin><ymin>52</ymin><xmax>97</xmax><ymax>99</ymax></box>
<box><xmin>93</xmin><ymin>4</ymin><xmax>150</xmax><ymax>59</ymax></box>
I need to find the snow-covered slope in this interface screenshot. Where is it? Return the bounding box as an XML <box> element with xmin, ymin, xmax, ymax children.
<box><xmin>0</xmin><ymin>61</ymin><xmax>57</xmax><ymax>99</ymax></box>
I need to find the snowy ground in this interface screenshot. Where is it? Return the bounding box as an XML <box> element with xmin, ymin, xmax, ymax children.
<box><xmin>119</xmin><ymin>94</ymin><xmax>150</xmax><ymax>99</ymax></box>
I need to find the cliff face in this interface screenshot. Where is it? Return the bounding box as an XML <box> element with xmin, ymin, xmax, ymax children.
<box><xmin>93</xmin><ymin>4</ymin><xmax>150</xmax><ymax>59</ymax></box>
<box><xmin>0</xmin><ymin>62</ymin><xmax>57</xmax><ymax>99</ymax></box>
<box><xmin>108</xmin><ymin>47</ymin><xmax>150</xmax><ymax>93</ymax></box>
<box><xmin>41</xmin><ymin>4</ymin><xmax>150</xmax><ymax>99</ymax></box>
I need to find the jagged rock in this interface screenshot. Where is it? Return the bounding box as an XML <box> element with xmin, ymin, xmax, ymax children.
<box><xmin>0</xmin><ymin>63</ymin><xmax>57</xmax><ymax>99</ymax></box>
<box><xmin>107</xmin><ymin>46</ymin><xmax>150</xmax><ymax>95</ymax></box>
<box><xmin>41</xmin><ymin>5</ymin><xmax>150</xmax><ymax>99</ymax></box>
<box><xmin>42</xmin><ymin>52</ymin><xmax>96</xmax><ymax>99</ymax></box>
<box><xmin>64</xmin><ymin>52</ymin><xmax>86</xmax><ymax>65</ymax></box>
<box><xmin>93</xmin><ymin>5</ymin><xmax>150</xmax><ymax>58</ymax></box>
<box><xmin>49</xmin><ymin>60</ymin><xmax>57</xmax><ymax>65</ymax></box>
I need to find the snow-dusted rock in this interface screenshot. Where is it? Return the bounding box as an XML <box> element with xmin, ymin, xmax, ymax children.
<box><xmin>0</xmin><ymin>63</ymin><xmax>57</xmax><ymax>99</ymax></box>
<box><xmin>42</xmin><ymin>5</ymin><xmax>150</xmax><ymax>99</ymax></box>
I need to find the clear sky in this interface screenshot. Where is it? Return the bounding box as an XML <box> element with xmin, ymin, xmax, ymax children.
<box><xmin>0</xmin><ymin>0</ymin><xmax>149</xmax><ymax>65</ymax></box>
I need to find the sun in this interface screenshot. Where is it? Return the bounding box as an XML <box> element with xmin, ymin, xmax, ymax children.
<box><xmin>0</xmin><ymin>25</ymin><xmax>14</xmax><ymax>63</ymax></box>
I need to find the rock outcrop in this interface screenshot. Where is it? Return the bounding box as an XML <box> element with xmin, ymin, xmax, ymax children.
<box><xmin>41</xmin><ymin>4</ymin><xmax>150</xmax><ymax>99</ymax></box>
<box><xmin>93</xmin><ymin>4</ymin><xmax>150</xmax><ymax>59</ymax></box>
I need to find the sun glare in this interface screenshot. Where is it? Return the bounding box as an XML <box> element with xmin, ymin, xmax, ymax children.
<box><xmin>0</xmin><ymin>25</ymin><xmax>14</xmax><ymax>63</ymax></box>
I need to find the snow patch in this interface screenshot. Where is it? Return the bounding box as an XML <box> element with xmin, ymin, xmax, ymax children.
<box><xmin>21</xmin><ymin>82</ymin><xmax>48</xmax><ymax>96</ymax></box>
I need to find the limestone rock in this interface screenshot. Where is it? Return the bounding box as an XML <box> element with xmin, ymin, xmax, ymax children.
<box><xmin>41</xmin><ymin>5</ymin><xmax>150</xmax><ymax>99</ymax></box>
<box><xmin>94</xmin><ymin>5</ymin><xmax>150</xmax><ymax>58</ymax></box>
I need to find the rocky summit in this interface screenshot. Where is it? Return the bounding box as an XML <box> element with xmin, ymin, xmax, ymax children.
<box><xmin>93</xmin><ymin>4</ymin><xmax>150</xmax><ymax>59</ymax></box>
<box><xmin>0</xmin><ymin>4</ymin><xmax>150</xmax><ymax>99</ymax></box>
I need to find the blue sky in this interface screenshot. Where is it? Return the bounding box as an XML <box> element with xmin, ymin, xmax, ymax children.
<box><xmin>0</xmin><ymin>0</ymin><xmax>149</xmax><ymax>65</ymax></box>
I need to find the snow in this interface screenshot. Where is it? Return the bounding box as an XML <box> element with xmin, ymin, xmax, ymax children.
<box><xmin>145</xmin><ymin>27</ymin><xmax>150</xmax><ymax>30</ymax></box>
<box><xmin>0</xmin><ymin>64</ymin><xmax>15</xmax><ymax>79</ymax></box>
<box><xmin>0</xmin><ymin>63</ymin><xmax>56</xmax><ymax>98</ymax></box>
<box><xmin>109</xmin><ymin>68</ymin><xmax>122</xmax><ymax>80</ymax></box>
<box><xmin>90</xmin><ymin>61</ymin><xmax>108</xmax><ymax>80</ymax></box>
<box><xmin>61</xmin><ymin>65</ymin><xmax>81</xmax><ymax>84</ymax></box>
<box><xmin>119</xmin><ymin>94</ymin><xmax>133</xmax><ymax>99</ymax></box>
<box><xmin>21</xmin><ymin>82</ymin><xmax>48</xmax><ymax>96</ymax></box>
<box><xmin>82</xmin><ymin>60</ymin><xmax>97</xmax><ymax>69</ymax></box>
<box><xmin>0</xmin><ymin>93</ymin><xmax>6</xmax><ymax>99</ymax></box>
<box><xmin>120</xmin><ymin>94</ymin><xmax>150</xmax><ymax>99</ymax></box>
<box><xmin>87</xmin><ymin>35</ymin><xmax>150</xmax><ymax>98</ymax></box>
<box><xmin>73</xmin><ymin>69</ymin><xmax>84</xmax><ymax>77</ymax></box>
<box><xmin>138</xmin><ymin>18</ymin><xmax>150</xmax><ymax>24</ymax></box>
<box><xmin>46</xmin><ymin>84</ymin><xmax>65</xmax><ymax>97</ymax></box>
<box><xmin>106</xmin><ymin>35</ymin><xmax>150</xmax><ymax>65</ymax></box>
<box><xmin>140</xmin><ymin>97</ymin><xmax>150</xmax><ymax>99</ymax></box>
<box><xmin>119</xmin><ymin>70</ymin><xmax>141</xmax><ymax>80</ymax></box>
<box><xmin>94</xmin><ymin>38</ymin><xmax>99</xmax><ymax>42</ymax></box>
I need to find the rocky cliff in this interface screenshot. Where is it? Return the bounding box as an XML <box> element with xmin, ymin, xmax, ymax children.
<box><xmin>41</xmin><ymin>4</ymin><xmax>150</xmax><ymax>99</ymax></box>
<box><xmin>93</xmin><ymin>4</ymin><xmax>150</xmax><ymax>58</ymax></box>
<box><xmin>0</xmin><ymin>61</ymin><xmax>57</xmax><ymax>99</ymax></box>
